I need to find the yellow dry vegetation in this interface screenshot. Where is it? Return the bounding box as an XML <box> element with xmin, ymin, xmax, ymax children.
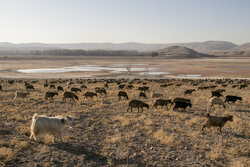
<box><xmin>0</xmin><ymin>77</ymin><xmax>249</xmax><ymax>166</ymax></box>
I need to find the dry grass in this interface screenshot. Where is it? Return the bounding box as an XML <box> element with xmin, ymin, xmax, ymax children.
<box><xmin>105</xmin><ymin>134</ymin><xmax>122</xmax><ymax>144</ymax></box>
<box><xmin>206</xmin><ymin>142</ymin><xmax>225</xmax><ymax>161</ymax></box>
<box><xmin>0</xmin><ymin>78</ymin><xmax>249</xmax><ymax>166</ymax></box>
<box><xmin>229</xmin><ymin>158</ymin><xmax>250</xmax><ymax>167</ymax></box>
<box><xmin>112</xmin><ymin>115</ymin><xmax>131</xmax><ymax>127</ymax></box>
<box><xmin>0</xmin><ymin>147</ymin><xmax>13</xmax><ymax>161</ymax></box>
<box><xmin>153</xmin><ymin>129</ymin><xmax>178</xmax><ymax>146</ymax></box>
<box><xmin>185</xmin><ymin>116</ymin><xmax>202</xmax><ymax>126</ymax></box>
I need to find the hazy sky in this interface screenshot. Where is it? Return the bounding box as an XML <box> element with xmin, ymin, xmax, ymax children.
<box><xmin>0</xmin><ymin>0</ymin><xmax>250</xmax><ymax>44</ymax></box>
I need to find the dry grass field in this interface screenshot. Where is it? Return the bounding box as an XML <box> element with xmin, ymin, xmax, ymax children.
<box><xmin>0</xmin><ymin>78</ymin><xmax>249</xmax><ymax>166</ymax></box>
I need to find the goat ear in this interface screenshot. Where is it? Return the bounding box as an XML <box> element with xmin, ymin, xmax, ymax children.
<box><xmin>61</xmin><ymin>118</ymin><xmax>65</xmax><ymax>123</ymax></box>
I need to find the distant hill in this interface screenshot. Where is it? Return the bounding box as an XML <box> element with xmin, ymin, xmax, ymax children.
<box><xmin>1</xmin><ymin>41</ymin><xmax>250</xmax><ymax>58</ymax></box>
<box><xmin>211</xmin><ymin>42</ymin><xmax>250</xmax><ymax>57</ymax></box>
<box><xmin>213</xmin><ymin>49</ymin><xmax>250</xmax><ymax>57</ymax></box>
<box><xmin>230</xmin><ymin>42</ymin><xmax>250</xmax><ymax>51</ymax></box>
<box><xmin>0</xmin><ymin>41</ymin><xmax>241</xmax><ymax>53</ymax></box>
<box><xmin>157</xmin><ymin>46</ymin><xmax>213</xmax><ymax>59</ymax></box>
<box><xmin>180</xmin><ymin>41</ymin><xmax>237</xmax><ymax>53</ymax></box>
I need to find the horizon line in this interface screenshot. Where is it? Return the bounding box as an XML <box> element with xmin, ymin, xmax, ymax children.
<box><xmin>0</xmin><ymin>40</ymin><xmax>248</xmax><ymax>45</ymax></box>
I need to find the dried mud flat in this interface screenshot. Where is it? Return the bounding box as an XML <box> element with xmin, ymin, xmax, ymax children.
<box><xmin>0</xmin><ymin>78</ymin><xmax>249</xmax><ymax>167</ymax></box>
<box><xmin>1</xmin><ymin>56</ymin><xmax>250</xmax><ymax>79</ymax></box>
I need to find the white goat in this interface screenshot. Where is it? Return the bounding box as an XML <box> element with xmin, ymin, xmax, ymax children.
<box><xmin>30</xmin><ymin>113</ymin><xmax>74</xmax><ymax>142</ymax></box>
<box><xmin>209</xmin><ymin>97</ymin><xmax>226</xmax><ymax>109</ymax></box>
<box><xmin>14</xmin><ymin>91</ymin><xmax>29</xmax><ymax>100</ymax></box>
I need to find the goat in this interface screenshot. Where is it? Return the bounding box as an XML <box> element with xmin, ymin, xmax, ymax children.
<box><xmin>67</xmin><ymin>81</ymin><xmax>74</xmax><ymax>86</ymax></box>
<box><xmin>14</xmin><ymin>91</ymin><xmax>29</xmax><ymax>100</ymax></box>
<box><xmin>8</xmin><ymin>80</ymin><xmax>15</xmax><ymax>84</ymax></box>
<box><xmin>173</xmin><ymin>97</ymin><xmax>191</xmax><ymax>103</ymax></box>
<box><xmin>209</xmin><ymin>97</ymin><xmax>226</xmax><ymax>109</ymax></box>
<box><xmin>153</xmin><ymin>99</ymin><xmax>173</xmax><ymax>109</ymax></box>
<box><xmin>44</xmin><ymin>83</ymin><xmax>49</xmax><ymax>88</ymax></box>
<box><xmin>225</xmin><ymin>95</ymin><xmax>242</xmax><ymax>104</ymax></box>
<box><xmin>221</xmin><ymin>84</ymin><xmax>228</xmax><ymax>87</ymax></box>
<box><xmin>138</xmin><ymin>86</ymin><xmax>149</xmax><ymax>92</ymax></box>
<box><xmin>83</xmin><ymin>92</ymin><xmax>97</xmax><ymax>99</ymax></box>
<box><xmin>209</xmin><ymin>85</ymin><xmax>217</xmax><ymax>89</ymax></box>
<box><xmin>71</xmin><ymin>87</ymin><xmax>82</xmax><ymax>93</ymax></box>
<box><xmin>26</xmin><ymin>84</ymin><xmax>34</xmax><ymax>90</ymax></box>
<box><xmin>126</xmin><ymin>84</ymin><xmax>135</xmax><ymax>89</ymax></box>
<box><xmin>45</xmin><ymin>91</ymin><xmax>59</xmax><ymax>101</ymax></box>
<box><xmin>175</xmin><ymin>84</ymin><xmax>182</xmax><ymax>87</ymax></box>
<box><xmin>63</xmin><ymin>91</ymin><xmax>78</xmax><ymax>103</ymax></box>
<box><xmin>117</xmin><ymin>91</ymin><xmax>129</xmax><ymax>100</ymax></box>
<box><xmin>80</xmin><ymin>85</ymin><xmax>87</xmax><ymax>89</ymax></box>
<box><xmin>49</xmin><ymin>85</ymin><xmax>56</xmax><ymax>89</ymax></box>
<box><xmin>202</xmin><ymin>114</ymin><xmax>233</xmax><ymax>132</ymax></box>
<box><xmin>104</xmin><ymin>83</ymin><xmax>109</xmax><ymax>88</ymax></box>
<box><xmin>118</xmin><ymin>84</ymin><xmax>126</xmax><ymax>89</ymax></box>
<box><xmin>160</xmin><ymin>84</ymin><xmax>172</xmax><ymax>88</ymax></box>
<box><xmin>173</xmin><ymin>101</ymin><xmax>192</xmax><ymax>111</ymax></box>
<box><xmin>96</xmin><ymin>88</ymin><xmax>107</xmax><ymax>95</ymax></box>
<box><xmin>211</xmin><ymin>91</ymin><xmax>223</xmax><ymax>97</ymax></box>
<box><xmin>139</xmin><ymin>92</ymin><xmax>147</xmax><ymax>99</ymax></box>
<box><xmin>30</xmin><ymin>113</ymin><xmax>74</xmax><ymax>142</ymax></box>
<box><xmin>236</xmin><ymin>84</ymin><xmax>248</xmax><ymax>89</ymax></box>
<box><xmin>127</xmin><ymin>99</ymin><xmax>149</xmax><ymax>113</ymax></box>
<box><xmin>95</xmin><ymin>87</ymin><xmax>101</xmax><ymax>90</ymax></box>
<box><xmin>184</xmin><ymin>89</ymin><xmax>196</xmax><ymax>95</ymax></box>
<box><xmin>57</xmin><ymin>86</ymin><xmax>64</xmax><ymax>91</ymax></box>
<box><xmin>152</xmin><ymin>93</ymin><xmax>163</xmax><ymax>98</ymax></box>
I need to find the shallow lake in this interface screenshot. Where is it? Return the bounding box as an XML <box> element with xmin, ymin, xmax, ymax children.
<box><xmin>16</xmin><ymin>64</ymin><xmax>205</xmax><ymax>78</ymax></box>
<box><xmin>17</xmin><ymin>64</ymin><xmax>158</xmax><ymax>74</ymax></box>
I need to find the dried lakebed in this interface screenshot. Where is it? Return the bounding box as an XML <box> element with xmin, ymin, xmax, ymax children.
<box><xmin>16</xmin><ymin>64</ymin><xmax>199</xmax><ymax>78</ymax></box>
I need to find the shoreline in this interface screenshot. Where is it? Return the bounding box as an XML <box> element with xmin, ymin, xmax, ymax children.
<box><xmin>1</xmin><ymin>56</ymin><xmax>250</xmax><ymax>79</ymax></box>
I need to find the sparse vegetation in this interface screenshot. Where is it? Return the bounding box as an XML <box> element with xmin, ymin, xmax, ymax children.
<box><xmin>0</xmin><ymin>78</ymin><xmax>249</xmax><ymax>166</ymax></box>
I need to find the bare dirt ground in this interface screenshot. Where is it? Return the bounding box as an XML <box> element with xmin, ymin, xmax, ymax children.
<box><xmin>0</xmin><ymin>56</ymin><xmax>250</xmax><ymax>79</ymax></box>
<box><xmin>0</xmin><ymin>77</ymin><xmax>249</xmax><ymax>166</ymax></box>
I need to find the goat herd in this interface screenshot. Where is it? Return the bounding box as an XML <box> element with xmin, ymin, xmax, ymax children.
<box><xmin>0</xmin><ymin>77</ymin><xmax>248</xmax><ymax>143</ymax></box>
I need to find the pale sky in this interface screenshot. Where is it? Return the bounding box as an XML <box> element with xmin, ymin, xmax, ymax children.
<box><xmin>0</xmin><ymin>0</ymin><xmax>250</xmax><ymax>44</ymax></box>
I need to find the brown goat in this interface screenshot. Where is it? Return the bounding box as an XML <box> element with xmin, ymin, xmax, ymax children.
<box><xmin>95</xmin><ymin>88</ymin><xmax>107</xmax><ymax>95</ymax></box>
<box><xmin>45</xmin><ymin>91</ymin><xmax>59</xmax><ymax>101</ymax></box>
<box><xmin>202</xmin><ymin>114</ymin><xmax>233</xmax><ymax>132</ymax></box>
<box><xmin>63</xmin><ymin>91</ymin><xmax>78</xmax><ymax>103</ymax></box>
<box><xmin>71</xmin><ymin>87</ymin><xmax>82</xmax><ymax>93</ymax></box>
<box><xmin>117</xmin><ymin>91</ymin><xmax>129</xmax><ymax>100</ymax></box>
<box><xmin>127</xmin><ymin>99</ymin><xmax>149</xmax><ymax>113</ymax></box>
<box><xmin>153</xmin><ymin>99</ymin><xmax>173</xmax><ymax>109</ymax></box>
<box><xmin>138</xmin><ymin>92</ymin><xmax>147</xmax><ymax>99</ymax></box>
<box><xmin>14</xmin><ymin>91</ymin><xmax>30</xmax><ymax>100</ymax></box>
<box><xmin>83</xmin><ymin>92</ymin><xmax>97</xmax><ymax>99</ymax></box>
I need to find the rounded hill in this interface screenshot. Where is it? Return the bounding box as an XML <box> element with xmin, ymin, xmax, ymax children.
<box><xmin>157</xmin><ymin>46</ymin><xmax>212</xmax><ymax>59</ymax></box>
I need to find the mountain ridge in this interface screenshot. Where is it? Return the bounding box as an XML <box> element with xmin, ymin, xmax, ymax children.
<box><xmin>0</xmin><ymin>41</ymin><xmax>240</xmax><ymax>52</ymax></box>
<box><xmin>1</xmin><ymin>41</ymin><xmax>250</xmax><ymax>57</ymax></box>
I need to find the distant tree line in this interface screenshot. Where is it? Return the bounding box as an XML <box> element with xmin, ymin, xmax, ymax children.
<box><xmin>0</xmin><ymin>49</ymin><xmax>158</xmax><ymax>57</ymax></box>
